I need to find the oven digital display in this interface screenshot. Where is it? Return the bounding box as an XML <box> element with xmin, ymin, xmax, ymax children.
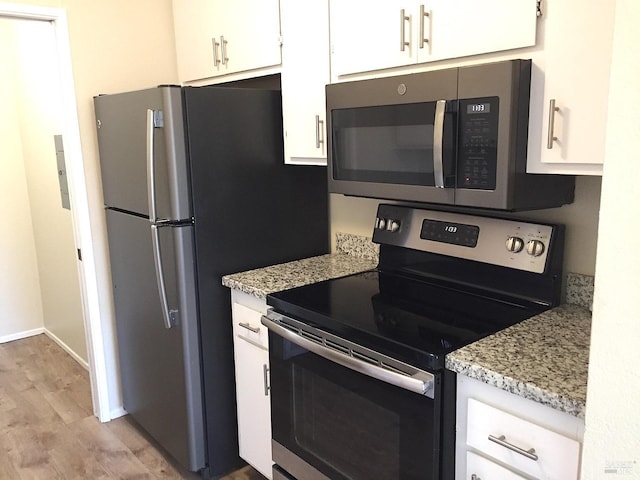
<box><xmin>420</xmin><ymin>219</ymin><xmax>479</xmax><ymax>247</ymax></box>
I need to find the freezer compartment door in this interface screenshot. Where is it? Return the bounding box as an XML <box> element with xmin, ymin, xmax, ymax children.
<box><xmin>105</xmin><ymin>209</ymin><xmax>205</xmax><ymax>471</ymax></box>
<box><xmin>95</xmin><ymin>86</ymin><xmax>191</xmax><ymax>221</ymax></box>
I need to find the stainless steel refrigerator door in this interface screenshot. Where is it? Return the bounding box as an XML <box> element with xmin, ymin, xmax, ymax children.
<box><xmin>95</xmin><ymin>86</ymin><xmax>191</xmax><ymax>221</ymax></box>
<box><xmin>105</xmin><ymin>209</ymin><xmax>205</xmax><ymax>471</ymax></box>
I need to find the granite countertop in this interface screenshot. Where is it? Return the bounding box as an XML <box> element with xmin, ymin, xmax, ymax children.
<box><xmin>445</xmin><ymin>303</ymin><xmax>591</xmax><ymax>418</ymax></box>
<box><xmin>222</xmin><ymin>233</ymin><xmax>593</xmax><ymax>419</ymax></box>
<box><xmin>222</xmin><ymin>232</ymin><xmax>379</xmax><ymax>299</ymax></box>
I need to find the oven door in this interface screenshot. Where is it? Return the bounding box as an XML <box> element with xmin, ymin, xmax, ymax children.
<box><xmin>263</xmin><ymin>313</ymin><xmax>443</xmax><ymax>480</ymax></box>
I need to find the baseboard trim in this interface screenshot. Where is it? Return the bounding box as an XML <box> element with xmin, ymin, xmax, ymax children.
<box><xmin>109</xmin><ymin>407</ymin><xmax>127</xmax><ymax>420</ymax></box>
<box><xmin>42</xmin><ymin>328</ymin><xmax>89</xmax><ymax>371</ymax></box>
<box><xmin>0</xmin><ymin>327</ymin><xmax>45</xmax><ymax>344</ymax></box>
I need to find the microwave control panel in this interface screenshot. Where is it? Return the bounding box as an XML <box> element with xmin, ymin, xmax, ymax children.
<box><xmin>458</xmin><ymin>96</ymin><xmax>499</xmax><ymax>190</ymax></box>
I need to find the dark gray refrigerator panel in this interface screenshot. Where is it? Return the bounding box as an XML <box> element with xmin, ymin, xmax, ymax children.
<box><xmin>95</xmin><ymin>87</ymin><xmax>191</xmax><ymax>221</ymax></box>
<box><xmin>105</xmin><ymin>209</ymin><xmax>204</xmax><ymax>469</ymax></box>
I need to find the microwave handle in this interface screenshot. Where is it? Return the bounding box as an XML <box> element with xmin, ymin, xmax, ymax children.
<box><xmin>433</xmin><ymin>100</ymin><xmax>446</xmax><ymax>188</ymax></box>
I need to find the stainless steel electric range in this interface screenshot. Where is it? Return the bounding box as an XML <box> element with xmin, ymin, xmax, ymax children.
<box><xmin>262</xmin><ymin>204</ymin><xmax>564</xmax><ymax>480</ymax></box>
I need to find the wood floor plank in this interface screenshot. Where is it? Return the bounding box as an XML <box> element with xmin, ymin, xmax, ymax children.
<box><xmin>0</xmin><ymin>334</ymin><xmax>266</xmax><ymax>480</ymax></box>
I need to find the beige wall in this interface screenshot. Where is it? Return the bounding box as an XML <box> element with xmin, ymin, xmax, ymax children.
<box><xmin>0</xmin><ymin>19</ymin><xmax>45</xmax><ymax>341</ymax></box>
<box><xmin>331</xmin><ymin>175</ymin><xmax>602</xmax><ymax>277</ymax></box>
<box><xmin>581</xmin><ymin>0</ymin><xmax>640</xmax><ymax>477</ymax></box>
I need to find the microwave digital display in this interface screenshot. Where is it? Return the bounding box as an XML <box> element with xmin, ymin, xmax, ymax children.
<box><xmin>467</xmin><ymin>103</ymin><xmax>491</xmax><ymax>114</ymax></box>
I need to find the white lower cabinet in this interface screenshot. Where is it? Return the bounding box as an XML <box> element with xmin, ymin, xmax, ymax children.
<box><xmin>231</xmin><ymin>294</ymin><xmax>273</xmax><ymax>479</ymax></box>
<box><xmin>456</xmin><ymin>375</ymin><xmax>584</xmax><ymax>480</ymax></box>
<box><xmin>467</xmin><ymin>451</ymin><xmax>527</xmax><ymax>480</ymax></box>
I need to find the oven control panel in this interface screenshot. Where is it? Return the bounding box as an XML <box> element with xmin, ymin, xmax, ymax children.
<box><xmin>373</xmin><ymin>204</ymin><xmax>558</xmax><ymax>274</ymax></box>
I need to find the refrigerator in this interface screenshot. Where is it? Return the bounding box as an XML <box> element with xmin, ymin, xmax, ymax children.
<box><xmin>94</xmin><ymin>85</ymin><xmax>329</xmax><ymax>478</ymax></box>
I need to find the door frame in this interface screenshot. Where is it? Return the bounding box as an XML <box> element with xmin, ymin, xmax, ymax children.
<box><xmin>0</xmin><ymin>3</ymin><xmax>110</xmax><ymax>421</ymax></box>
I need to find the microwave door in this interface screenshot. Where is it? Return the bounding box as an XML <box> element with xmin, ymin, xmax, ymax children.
<box><xmin>327</xmin><ymin>101</ymin><xmax>456</xmax><ymax>205</ymax></box>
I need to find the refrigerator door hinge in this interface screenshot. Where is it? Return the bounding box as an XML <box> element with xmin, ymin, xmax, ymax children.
<box><xmin>153</xmin><ymin>110</ymin><xmax>164</xmax><ymax>128</ymax></box>
<box><xmin>536</xmin><ymin>0</ymin><xmax>542</xmax><ymax>17</ymax></box>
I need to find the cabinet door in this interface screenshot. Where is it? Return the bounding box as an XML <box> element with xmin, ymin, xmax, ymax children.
<box><xmin>467</xmin><ymin>451</ymin><xmax>528</xmax><ymax>479</ymax></box>
<box><xmin>330</xmin><ymin>0</ymin><xmax>416</xmax><ymax>77</ymax></box>
<box><xmin>173</xmin><ymin>0</ymin><xmax>282</xmax><ymax>82</ymax></box>
<box><xmin>232</xmin><ymin>303</ymin><xmax>273</xmax><ymax>479</ymax></box>
<box><xmin>419</xmin><ymin>0</ymin><xmax>537</xmax><ymax>63</ymax></box>
<box><xmin>173</xmin><ymin>0</ymin><xmax>218</xmax><ymax>81</ymax></box>
<box><xmin>215</xmin><ymin>0</ymin><xmax>282</xmax><ymax>77</ymax></box>
<box><xmin>527</xmin><ymin>0</ymin><xmax>615</xmax><ymax>175</ymax></box>
<box><xmin>280</xmin><ymin>0</ymin><xmax>330</xmax><ymax>164</ymax></box>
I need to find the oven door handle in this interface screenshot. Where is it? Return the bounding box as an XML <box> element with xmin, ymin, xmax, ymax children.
<box><xmin>262</xmin><ymin>316</ymin><xmax>435</xmax><ymax>398</ymax></box>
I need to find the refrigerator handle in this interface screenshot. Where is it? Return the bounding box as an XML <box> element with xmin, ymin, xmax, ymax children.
<box><xmin>151</xmin><ymin>224</ymin><xmax>178</xmax><ymax>329</ymax></box>
<box><xmin>146</xmin><ymin>109</ymin><xmax>164</xmax><ymax>223</ymax></box>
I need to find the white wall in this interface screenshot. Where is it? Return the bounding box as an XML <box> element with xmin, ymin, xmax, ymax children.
<box><xmin>581</xmin><ymin>0</ymin><xmax>640</xmax><ymax>478</ymax></box>
<box><xmin>330</xmin><ymin>175</ymin><xmax>602</xmax><ymax>277</ymax></box>
<box><xmin>0</xmin><ymin>19</ymin><xmax>45</xmax><ymax>341</ymax></box>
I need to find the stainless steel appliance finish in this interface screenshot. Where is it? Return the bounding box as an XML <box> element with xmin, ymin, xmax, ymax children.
<box><xmin>263</xmin><ymin>203</ymin><xmax>565</xmax><ymax>480</ymax></box>
<box><xmin>326</xmin><ymin>59</ymin><xmax>575</xmax><ymax>211</ymax></box>
<box><xmin>94</xmin><ymin>85</ymin><xmax>329</xmax><ymax>478</ymax></box>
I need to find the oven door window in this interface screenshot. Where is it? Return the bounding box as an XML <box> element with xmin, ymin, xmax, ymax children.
<box><xmin>330</xmin><ymin>102</ymin><xmax>456</xmax><ymax>187</ymax></box>
<box><xmin>270</xmin><ymin>336</ymin><xmax>442</xmax><ymax>480</ymax></box>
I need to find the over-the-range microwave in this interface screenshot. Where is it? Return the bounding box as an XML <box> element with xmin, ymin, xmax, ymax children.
<box><xmin>326</xmin><ymin>59</ymin><xmax>575</xmax><ymax>211</ymax></box>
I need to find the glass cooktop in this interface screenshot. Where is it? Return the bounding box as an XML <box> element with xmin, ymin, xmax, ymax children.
<box><xmin>267</xmin><ymin>269</ymin><xmax>549</xmax><ymax>371</ymax></box>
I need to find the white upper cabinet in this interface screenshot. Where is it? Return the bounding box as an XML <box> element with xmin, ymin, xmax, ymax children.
<box><xmin>526</xmin><ymin>0</ymin><xmax>615</xmax><ymax>175</ymax></box>
<box><xmin>280</xmin><ymin>0</ymin><xmax>330</xmax><ymax>165</ymax></box>
<box><xmin>329</xmin><ymin>0</ymin><xmax>538</xmax><ymax>79</ymax></box>
<box><xmin>172</xmin><ymin>0</ymin><xmax>282</xmax><ymax>82</ymax></box>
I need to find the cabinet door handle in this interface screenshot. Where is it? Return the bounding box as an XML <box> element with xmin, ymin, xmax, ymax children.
<box><xmin>315</xmin><ymin>115</ymin><xmax>324</xmax><ymax>149</ymax></box>
<box><xmin>220</xmin><ymin>35</ymin><xmax>229</xmax><ymax>65</ymax></box>
<box><xmin>212</xmin><ymin>37</ymin><xmax>221</xmax><ymax>66</ymax></box>
<box><xmin>263</xmin><ymin>364</ymin><xmax>270</xmax><ymax>396</ymax></box>
<box><xmin>419</xmin><ymin>5</ymin><xmax>431</xmax><ymax>51</ymax></box>
<box><xmin>488</xmin><ymin>434</ymin><xmax>539</xmax><ymax>461</ymax></box>
<box><xmin>400</xmin><ymin>9</ymin><xmax>410</xmax><ymax>52</ymax></box>
<box><xmin>547</xmin><ymin>98</ymin><xmax>560</xmax><ymax>149</ymax></box>
<box><xmin>238</xmin><ymin>322</ymin><xmax>260</xmax><ymax>334</ymax></box>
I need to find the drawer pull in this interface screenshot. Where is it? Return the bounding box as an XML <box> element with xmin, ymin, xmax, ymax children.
<box><xmin>488</xmin><ymin>434</ymin><xmax>539</xmax><ymax>461</ymax></box>
<box><xmin>238</xmin><ymin>322</ymin><xmax>260</xmax><ymax>334</ymax></box>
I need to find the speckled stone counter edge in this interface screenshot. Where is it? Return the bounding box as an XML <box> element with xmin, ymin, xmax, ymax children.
<box><xmin>565</xmin><ymin>272</ymin><xmax>595</xmax><ymax>310</ymax></box>
<box><xmin>222</xmin><ymin>233</ymin><xmax>378</xmax><ymax>299</ymax></box>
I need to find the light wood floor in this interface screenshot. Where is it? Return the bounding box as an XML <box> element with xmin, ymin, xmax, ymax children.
<box><xmin>0</xmin><ymin>334</ymin><xmax>266</xmax><ymax>480</ymax></box>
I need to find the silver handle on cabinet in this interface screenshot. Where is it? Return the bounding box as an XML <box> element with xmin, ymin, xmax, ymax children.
<box><xmin>315</xmin><ymin>115</ymin><xmax>325</xmax><ymax>149</ymax></box>
<box><xmin>433</xmin><ymin>100</ymin><xmax>446</xmax><ymax>188</ymax></box>
<box><xmin>419</xmin><ymin>5</ymin><xmax>431</xmax><ymax>50</ymax></box>
<box><xmin>547</xmin><ymin>98</ymin><xmax>560</xmax><ymax>149</ymax></box>
<box><xmin>488</xmin><ymin>434</ymin><xmax>539</xmax><ymax>461</ymax></box>
<box><xmin>220</xmin><ymin>35</ymin><xmax>229</xmax><ymax>65</ymax></box>
<box><xmin>238</xmin><ymin>322</ymin><xmax>260</xmax><ymax>334</ymax></box>
<box><xmin>263</xmin><ymin>364</ymin><xmax>270</xmax><ymax>396</ymax></box>
<box><xmin>262</xmin><ymin>315</ymin><xmax>435</xmax><ymax>397</ymax></box>
<box><xmin>212</xmin><ymin>37</ymin><xmax>221</xmax><ymax>66</ymax></box>
<box><xmin>400</xmin><ymin>9</ymin><xmax>410</xmax><ymax>52</ymax></box>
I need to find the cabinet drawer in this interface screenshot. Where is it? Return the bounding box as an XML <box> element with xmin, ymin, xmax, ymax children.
<box><xmin>467</xmin><ymin>398</ymin><xmax>580</xmax><ymax>480</ymax></box>
<box><xmin>232</xmin><ymin>302</ymin><xmax>268</xmax><ymax>350</ymax></box>
<box><xmin>467</xmin><ymin>451</ymin><xmax>527</xmax><ymax>480</ymax></box>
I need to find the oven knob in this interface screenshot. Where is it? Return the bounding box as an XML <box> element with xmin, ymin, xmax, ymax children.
<box><xmin>526</xmin><ymin>239</ymin><xmax>546</xmax><ymax>257</ymax></box>
<box><xmin>505</xmin><ymin>236</ymin><xmax>524</xmax><ymax>253</ymax></box>
<box><xmin>387</xmin><ymin>220</ymin><xmax>400</xmax><ymax>232</ymax></box>
<box><xmin>376</xmin><ymin>218</ymin><xmax>386</xmax><ymax>230</ymax></box>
